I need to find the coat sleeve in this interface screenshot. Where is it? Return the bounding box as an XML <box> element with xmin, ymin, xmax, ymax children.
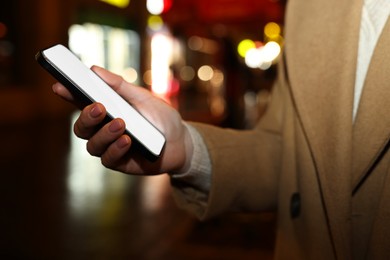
<box><xmin>171</xmin><ymin>75</ymin><xmax>287</xmax><ymax>220</ymax></box>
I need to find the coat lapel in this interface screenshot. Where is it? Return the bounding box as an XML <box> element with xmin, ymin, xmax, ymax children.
<box><xmin>351</xmin><ymin>20</ymin><xmax>390</xmax><ymax>256</ymax></box>
<box><xmin>285</xmin><ymin>0</ymin><xmax>362</xmax><ymax>258</ymax></box>
<box><xmin>352</xmin><ymin>18</ymin><xmax>390</xmax><ymax>191</ymax></box>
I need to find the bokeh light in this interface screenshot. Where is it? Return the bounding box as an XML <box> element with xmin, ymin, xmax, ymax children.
<box><xmin>100</xmin><ymin>0</ymin><xmax>130</xmax><ymax>8</ymax></box>
<box><xmin>262</xmin><ymin>41</ymin><xmax>281</xmax><ymax>62</ymax></box>
<box><xmin>151</xmin><ymin>33</ymin><xmax>173</xmax><ymax>95</ymax></box>
<box><xmin>147</xmin><ymin>0</ymin><xmax>172</xmax><ymax>15</ymax></box>
<box><xmin>122</xmin><ymin>67</ymin><xmax>138</xmax><ymax>83</ymax></box>
<box><xmin>147</xmin><ymin>15</ymin><xmax>164</xmax><ymax>31</ymax></box>
<box><xmin>244</xmin><ymin>41</ymin><xmax>281</xmax><ymax>70</ymax></box>
<box><xmin>210</xmin><ymin>96</ymin><xmax>226</xmax><ymax>117</ymax></box>
<box><xmin>264</xmin><ymin>22</ymin><xmax>281</xmax><ymax>40</ymax></box>
<box><xmin>180</xmin><ymin>66</ymin><xmax>195</xmax><ymax>81</ymax></box>
<box><xmin>198</xmin><ymin>65</ymin><xmax>214</xmax><ymax>81</ymax></box>
<box><xmin>210</xmin><ymin>69</ymin><xmax>224</xmax><ymax>88</ymax></box>
<box><xmin>245</xmin><ymin>48</ymin><xmax>263</xmax><ymax>69</ymax></box>
<box><xmin>237</xmin><ymin>39</ymin><xmax>256</xmax><ymax>58</ymax></box>
<box><xmin>188</xmin><ymin>36</ymin><xmax>203</xmax><ymax>51</ymax></box>
<box><xmin>143</xmin><ymin>70</ymin><xmax>152</xmax><ymax>86</ymax></box>
<box><xmin>237</xmin><ymin>21</ymin><xmax>283</xmax><ymax>70</ymax></box>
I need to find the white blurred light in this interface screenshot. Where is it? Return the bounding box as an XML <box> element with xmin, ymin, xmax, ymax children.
<box><xmin>198</xmin><ymin>65</ymin><xmax>214</xmax><ymax>81</ymax></box>
<box><xmin>69</xmin><ymin>23</ymin><xmax>105</xmax><ymax>68</ymax></box>
<box><xmin>245</xmin><ymin>48</ymin><xmax>263</xmax><ymax>69</ymax></box>
<box><xmin>259</xmin><ymin>61</ymin><xmax>272</xmax><ymax>70</ymax></box>
<box><xmin>67</xmin><ymin>112</ymin><xmax>131</xmax><ymax>220</ymax></box>
<box><xmin>67</xmin><ymin>113</ymin><xmax>108</xmax><ymax>218</ymax></box>
<box><xmin>244</xmin><ymin>41</ymin><xmax>281</xmax><ymax>70</ymax></box>
<box><xmin>122</xmin><ymin>67</ymin><xmax>138</xmax><ymax>83</ymax></box>
<box><xmin>68</xmin><ymin>24</ymin><xmax>87</xmax><ymax>54</ymax></box>
<box><xmin>108</xmin><ymin>28</ymin><xmax>130</xmax><ymax>75</ymax></box>
<box><xmin>263</xmin><ymin>41</ymin><xmax>281</xmax><ymax>62</ymax></box>
<box><xmin>151</xmin><ymin>33</ymin><xmax>173</xmax><ymax>94</ymax></box>
<box><xmin>147</xmin><ymin>0</ymin><xmax>164</xmax><ymax>15</ymax></box>
<box><xmin>69</xmin><ymin>23</ymin><xmax>140</xmax><ymax>76</ymax></box>
<box><xmin>244</xmin><ymin>91</ymin><xmax>258</xmax><ymax>107</ymax></box>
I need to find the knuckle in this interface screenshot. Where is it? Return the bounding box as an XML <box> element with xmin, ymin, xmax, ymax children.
<box><xmin>74</xmin><ymin>118</ymin><xmax>90</xmax><ymax>139</ymax></box>
<box><xmin>86</xmin><ymin>141</ymin><xmax>101</xmax><ymax>157</ymax></box>
<box><xmin>101</xmin><ymin>153</ymin><xmax>114</xmax><ymax>168</ymax></box>
<box><xmin>73</xmin><ymin>123</ymin><xmax>84</xmax><ymax>138</ymax></box>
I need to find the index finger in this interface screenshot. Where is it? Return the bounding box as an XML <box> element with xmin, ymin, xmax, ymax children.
<box><xmin>52</xmin><ymin>82</ymin><xmax>75</xmax><ymax>102</ymax></box>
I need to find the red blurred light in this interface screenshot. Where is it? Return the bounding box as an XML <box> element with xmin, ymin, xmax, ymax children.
<box><xmin>163</xmin><ymin>0</ymin><xmax>173</xmax><ymax>13</ymax></box>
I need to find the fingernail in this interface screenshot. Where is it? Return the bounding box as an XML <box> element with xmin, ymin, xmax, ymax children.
<box><xmin>52</xmin><ymin>84</ymin><xmax>58</xmax><ymax>94</ymax></box>
<box><xmin>109</xmin><ymin>119</ymin><xmax>123</xmax><ymax>133</ymax></box>
<box><xmin>117</xmin><ymin>135</ymin><xmax>130</xmax><ymax>148</ymax></box>
<box><xmin>90</xmin><ymin>105</ymin><xmax>103</xmax><ymax>118</ymax></box>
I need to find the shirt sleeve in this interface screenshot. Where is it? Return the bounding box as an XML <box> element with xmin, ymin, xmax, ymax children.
<box><xmin>169</xmin><ymin>122</ymin><xmax>212</xmax><ymax>218</ymax></box>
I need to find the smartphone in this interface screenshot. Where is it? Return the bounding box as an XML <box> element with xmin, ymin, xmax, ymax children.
<box><xmin>35</xmin><ymin>44</ymin><xmax>166</xmax><ymax>162</ymax></box>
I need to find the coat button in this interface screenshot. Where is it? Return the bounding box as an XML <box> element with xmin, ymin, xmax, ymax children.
<box><xmin>290</xmin><ymin>192</ymin><xmax>301</xmax><ymax>219</ymax></box>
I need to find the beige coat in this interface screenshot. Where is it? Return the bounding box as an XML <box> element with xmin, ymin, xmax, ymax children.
<box><xmin>174</xmin><ymin>0</ymin><xmax>390</xmax><ymax>259</ymax></box>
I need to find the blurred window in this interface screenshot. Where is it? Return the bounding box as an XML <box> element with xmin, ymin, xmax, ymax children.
<box><xmin>68</xmin><ymin>23</ymin><xmax>141</xmax><ymax>84</ymax></box>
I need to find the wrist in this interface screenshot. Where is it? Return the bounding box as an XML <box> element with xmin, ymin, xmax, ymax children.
<box><xmin>169</xmin><ymin>121</ymin><xmax>194</xmax><ymax>175</ymax></box>
<box><xmin>180</xmin><ymin>121</ymin><xmax>195</xmax><ymax>173</ymax></box>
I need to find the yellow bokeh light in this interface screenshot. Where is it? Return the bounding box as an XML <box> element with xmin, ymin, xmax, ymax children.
<box><xmin>147</xmin><ymin>15</ymin><xmax>164</xmax><ymax>31</ymax></box>
<box><xmin>264</xmin><ymin>22</ymin><xmax>281</xmax><ymax>39</ymax></box>
<box><xmin>100</xmin><ymin>0</ymin><xmax>130</xmax><ymax>8</ymax></box>
<box><xmin>237</xmin><ymin>39</ymin><xmax>256</xmax><ymax>58</ymax></box>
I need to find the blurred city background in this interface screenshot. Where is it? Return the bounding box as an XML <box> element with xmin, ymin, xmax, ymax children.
<box><xmin>0</xmin><ymin>0</ymin><xmax>285</xmax><ymax>258</ymax></box>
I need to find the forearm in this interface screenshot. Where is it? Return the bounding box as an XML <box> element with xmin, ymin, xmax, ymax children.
<box><xmin>170</xmin><ymin>122</ymin><xmax>212</xmax><ymax>219</ymax></box>
<box><xmin>195</xmin><ymin>123</ymin><xmax>281</xmax><ymax>218</ymax></box>
<box><xmin>170</xmin><ymin>121</ymin><xmax>281</xmax><ymax>220</ymax></box>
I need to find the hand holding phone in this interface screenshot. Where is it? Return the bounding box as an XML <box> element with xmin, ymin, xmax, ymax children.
<box><xmin>36</xmin><ymin>44</ymin><xmax>166</xmax><ymax>161</ymax></box>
